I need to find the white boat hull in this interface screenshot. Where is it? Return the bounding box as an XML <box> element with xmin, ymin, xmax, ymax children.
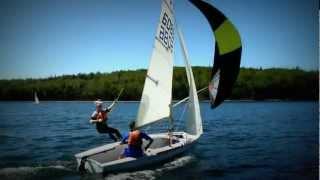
<box><xmin>75</xmin><ymin>132</ymin><xmax>198</xmax><ymax>174</ymax></box>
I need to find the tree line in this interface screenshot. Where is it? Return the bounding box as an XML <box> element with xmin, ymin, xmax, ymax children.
<box><xmin>0</xmin><ymin>67</ymin><xmax>318</xmax><ymax>101</ymax></box>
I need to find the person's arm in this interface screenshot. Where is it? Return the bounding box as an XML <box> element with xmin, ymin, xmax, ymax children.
<box><xmin>90</xmin><ymin>117</ymin><xmax>102</xmax><ymax>123</ymax></box>
<box><xmin>120</xmin><ymin>135</ymin><xmax>129</xmax><ymax>145</ymax></box>
<box><xmin>103</xmin><ymin>108</ymin><xmax>111</xmax><ymax>117</ymax></box>
<box><xmin>141</xmin><ymin>132</ymin><xmax>153</xmax><ymax>151</ymax></box>
<box><xmin>90</xmin><ymin>119</ymin><xmax>100</xmax><ymax>123</ymax></box>
<box><xmin>89</xmin><ymin>111</ymin><xmax>100</xmax><ymax>124</ymax></box>
<box><xmin>107</xmin><ymin>101</ymin><xmax>116</xmax><ymax>112</ymax></box>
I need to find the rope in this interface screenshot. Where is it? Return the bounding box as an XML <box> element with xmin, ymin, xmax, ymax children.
<box><xmin>175</xmin><ymin>101</ymin><xmax>188</xmax><ymax>130</ymax></box>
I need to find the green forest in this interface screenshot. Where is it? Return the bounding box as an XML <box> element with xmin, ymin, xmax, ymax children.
<box><xmin>0</xmin><ymin>67</ymin><xmax>318</xmax><ymax>101</ymax></box>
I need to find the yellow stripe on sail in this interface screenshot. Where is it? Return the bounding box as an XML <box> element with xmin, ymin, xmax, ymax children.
<box><xmin>215</xmin><ymin>20</ymin><xmax>241</xmax><ymax>55</ymax></box>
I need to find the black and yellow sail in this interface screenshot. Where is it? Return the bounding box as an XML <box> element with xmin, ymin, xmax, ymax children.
<box><xmin>190</xmin><ymin>0</ymin><xmax>242</xmax><ymax>108</ymax></box>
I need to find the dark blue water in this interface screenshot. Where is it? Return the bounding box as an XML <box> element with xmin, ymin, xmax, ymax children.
<box><xmin>0</xmin><ymin>101</ymin><xmax>317</xmax><ymax>180</ymax></box>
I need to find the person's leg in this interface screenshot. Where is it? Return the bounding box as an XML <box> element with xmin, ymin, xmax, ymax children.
<box><xmin>108</xmin><ymin>133</ymin><xmax>118</xmax><ymax>142</ymax></box>
<box><xmin>96</xmin><ymin>124</ymin><xmax>118</xmax><ymax>142</ymax></box>
<box><xmin>107</xmin><ymin>126</ymin><xmax>123</xmax><ymax>140</ymax></box>
<box><xmin>119</xmin><ymin>148</ymin><xmax>129</xmax><ymax>159</ymax></box>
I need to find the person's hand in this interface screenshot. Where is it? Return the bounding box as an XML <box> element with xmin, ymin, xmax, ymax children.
<box><xmin>89</xmin><ymin>120</ymin><xmax>94</xmax><ymax>124</ymax></box>
<box><xmin>145</xmin><ymin>148</ymin><xmax>154</xmax><ymax>156</ymax></box>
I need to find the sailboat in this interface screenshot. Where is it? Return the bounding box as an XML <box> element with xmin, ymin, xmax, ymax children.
<box><xmin>75</xmin><ymin>0</ymin><xmax>241</xmax><ymax>174</ymax></box>
<box><xmin>34</xmin><ymin>92</ymin><xmax>40</xmax><ymax>104</ymax></box>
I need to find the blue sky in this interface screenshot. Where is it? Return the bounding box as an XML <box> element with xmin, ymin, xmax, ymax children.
<box><xmin>0</xmin><ymin>0</ymin><xmax>318</xmax><ymax>79</ymax></box>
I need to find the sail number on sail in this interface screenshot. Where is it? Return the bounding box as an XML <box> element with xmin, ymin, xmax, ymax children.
<box><xmin>158</xmin><ymin>12</ymin><xmax>174</xmax><ymax>52</ymax></box>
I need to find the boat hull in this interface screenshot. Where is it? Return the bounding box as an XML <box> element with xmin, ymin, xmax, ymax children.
<box><xmin>75</xmin><ymin>132</ymin><xmax>198</xmax><ymax>174</ymax></box>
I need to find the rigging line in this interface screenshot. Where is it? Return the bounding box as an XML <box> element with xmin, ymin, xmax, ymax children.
<box><xmin>172</xmin><ymin>86</ymin><xmax>208</xmax><ymax>108</ymax></box>
<box><xmin>177</xmin><ymin>102</ymin><xmax>188</xmax><ymax>128</ymax></box>
<box><xmin>107</xmin><ymin>88</ymin><xmax>124</xmax><ymax>113</ymax></box>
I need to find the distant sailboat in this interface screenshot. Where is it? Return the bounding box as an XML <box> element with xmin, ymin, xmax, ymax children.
<box><xmin>75</xmin><ymin>0</ymin><xmax>241</xmax><ymax>174</ymax></box>
<box><xmin>34</xmin><ymin>92</ymin><xmax>40</xmax><ymax>104</ymax></box>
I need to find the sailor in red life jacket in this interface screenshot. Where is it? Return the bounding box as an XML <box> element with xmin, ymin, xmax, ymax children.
<box><xmin>119</xmin><ymin>121</ymin><xmax>153</xmax><ymax>158</ymax></box>
<box><xmin>90</xmin><ymin>99</ymin><xmax>122</xmax><ymax>142</ymax></box>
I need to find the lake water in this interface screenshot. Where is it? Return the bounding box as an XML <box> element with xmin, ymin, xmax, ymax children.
<box><xmin>0</xmin><ymin>101</ymin><xmax>318</xmax><ymax>180</ymax></box>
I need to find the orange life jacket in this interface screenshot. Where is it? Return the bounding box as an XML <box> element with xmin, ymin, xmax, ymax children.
<box><xmin>128</xmin><ymin>130</ymin><xmax>142</xmax><ymax>146</ymax></box>
<box><xmin>97</xmin><ymin>111</ymin><xmax>107</xmax><ymax>122</ymax></box>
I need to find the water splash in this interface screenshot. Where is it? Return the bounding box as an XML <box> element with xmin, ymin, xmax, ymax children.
<box><xmin>105</xmin><ymin>155</ymin><xmax>195</xmax><ymax>180</ymax></box>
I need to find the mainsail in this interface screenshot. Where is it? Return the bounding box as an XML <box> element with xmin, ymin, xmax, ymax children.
<box><xmin>190</xmin><ymin>0</ymin><xmax>242</xmax><ymax>108</ymax></box>
<box><xmin>136</xmin><ymin>0</ymin><xmax>175</xmax><ymax>128</ymax></box>
<box><xmin>177</xmin><ymin>28</ymin><xmax>203</xmax><ymax>136</ymax></box>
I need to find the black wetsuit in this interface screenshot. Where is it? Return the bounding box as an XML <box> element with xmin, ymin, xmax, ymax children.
<box><xmin>91</xmin><ymin>109</ymin><xmax>122</xmax><ymax>142</ymax></box>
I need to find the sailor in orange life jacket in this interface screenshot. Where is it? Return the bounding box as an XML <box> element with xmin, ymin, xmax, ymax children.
<box><xmin>119</xmin><ymin>121</ymin><xmax>153</xmax><ymax>158</ymax></box>
<box><xmin>90</xmin><ymin>99</ymin><xmax>123</xmax><ymax>142</ymax></box>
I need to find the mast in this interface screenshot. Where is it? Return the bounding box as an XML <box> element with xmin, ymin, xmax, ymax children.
<box><xmin>168</xmin><ymin>102</ymin><xmax>174</xmax><ymax>131</ymax></box>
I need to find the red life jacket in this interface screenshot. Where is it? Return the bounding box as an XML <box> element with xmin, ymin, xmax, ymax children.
<box><xmin>97</xmin><ymin>111</ymin><xmax>107</xmax><ymax>122</ymax></box>
<box><xmin>128</xmin><ymin>130</ymin><xmax>142</xmax><ymax>146</ymax></box>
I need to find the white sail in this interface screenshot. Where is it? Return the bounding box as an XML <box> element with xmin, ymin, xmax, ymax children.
<box><xmin>209</xmin><ymin>70</ymin><xmax>220</xmax><ymax>103</ymax></box>
<box><xmin>136</xmin><ymin>0</ymin><xmax>175</xmax><ymax>128</ymax></box>
<box><xmin>34</xmin><ymin>92</ymin><xmax>39</xmax><ymax>104</ymax></box>
<box><xmin>177</xmin><ymin>28</ymin><xmax>203</xmax><ymax>136</ymax></box>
